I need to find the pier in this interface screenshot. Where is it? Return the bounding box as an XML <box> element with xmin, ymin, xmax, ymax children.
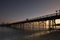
<box><xmin>1</xmin><ymin>10</ymin><xmax>60</xmax><ymax>31</ymax></box>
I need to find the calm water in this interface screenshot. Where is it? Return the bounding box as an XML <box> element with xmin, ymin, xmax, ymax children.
<box><xmin>0</xmin><ymin>26</ymin><xmax>32</xmax><ymax>40</ymax></box>
<box><xmin>0</xmin><ymin>26</ymin><xmax>57</xmax><ymax>40</ymax></box>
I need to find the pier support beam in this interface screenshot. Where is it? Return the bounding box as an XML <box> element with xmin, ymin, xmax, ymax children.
<box><xmin>49</xmin><ymin>20</ymin><xmax>51</xmax><ymax>30</ymax></box>
<box><xmin>44</xmin><ymin>21</ymin><xmax>46</xmax><ymax>30</ymax></box>
<box><xmin>37</xmin><ymin>21</ymin><xmax>40</xmax><ymax>31</ymax></box>
<box><xmin>52</xmin><ymin>19</ymin><xmax>56</xmax><ymax>30</ymax></box>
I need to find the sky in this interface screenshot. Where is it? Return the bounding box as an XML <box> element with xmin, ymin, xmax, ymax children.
<box><xmin>0</xmin><ymin>0</ymin><xmax>60</xmax><ymax>23</ymax></box>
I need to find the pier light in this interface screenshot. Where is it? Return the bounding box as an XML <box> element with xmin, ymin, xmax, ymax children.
<box><xmin>56</xmin><ymin>10</ymin><xmax>58</xmax><ymax>13</ymax></box>
<box><xmin>26</xmin><ymin>18</ymin><xmax>29</xmax><ymax>21</ymax></box>
<box><xmin>55</xmin><ymin>10</ymin><xmax>58</xmax><ymax>15</ymax></box>
<box><xmin>59</xmin><ymin>10</ymin><xmax>60</xmax><ymax>13</ymax></box>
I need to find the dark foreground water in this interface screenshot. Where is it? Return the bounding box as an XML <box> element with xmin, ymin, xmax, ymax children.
<box><xmin>0</xmin><ymin>26</ymin><xmax>55</xmax><ymax>40</ymax></box>
<box><xmin>0</xmin><ymin>26</ymin><xmax>31</xmax><ymax>40</ymax></box>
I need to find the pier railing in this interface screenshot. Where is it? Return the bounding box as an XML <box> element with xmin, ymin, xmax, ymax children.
<box><xmin>28</xmin><ymin>11</ymin><xmax>60</xmax><ymax>21</ymax></box>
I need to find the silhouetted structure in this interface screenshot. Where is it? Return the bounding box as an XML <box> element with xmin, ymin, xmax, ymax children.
<box><xmin>1</xmin><ymin>10</ymin><xmax>60</xmax><ymax>31</ymax></box>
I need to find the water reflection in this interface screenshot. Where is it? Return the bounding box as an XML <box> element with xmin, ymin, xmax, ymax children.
<box><xmin>0</xmin><ymin>26</ymin><xmax>27</xmax><ymax>40</ymax></box>
<box><xmin>24</xmin><ymin>31</ymin><xmax>50</xmax><ymax>40</ymax></box>
<box><xmin>0</xmin><ymin>26</ymin><xmax>58</xmax><ymax>40</ymax></box>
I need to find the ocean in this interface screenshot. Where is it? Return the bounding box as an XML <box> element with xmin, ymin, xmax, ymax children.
<box><xmin>0</xmin><ymin>26</ymin><xmax>31</xmax><ymax>40</ymax></box>
<box><xmin>0</xmin><ymin>26</ymin><xmax>58</xmax><ymax>40</ymax></box>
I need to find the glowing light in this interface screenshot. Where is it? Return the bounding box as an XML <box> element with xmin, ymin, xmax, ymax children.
<box><xmin>56</xmin><ymin>19</ymin><xmax>60</xmax><ymax>24</ymax></box>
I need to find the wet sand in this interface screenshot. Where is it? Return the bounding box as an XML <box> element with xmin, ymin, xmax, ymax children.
<box><xmin>23</xmin><ymin>30</ymin><xmax>60</xmax><ymax>40</ymax></box>
<box><xmin>0</xmin><ymin>26</ymin><xmax>60</xmax><ymax>40</ymax></box>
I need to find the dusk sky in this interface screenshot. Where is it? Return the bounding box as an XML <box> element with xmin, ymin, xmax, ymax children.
<box><xmin>0</xmin><ymin>0</ymin><xmax>60</xmax><ymax>23</ymax></box>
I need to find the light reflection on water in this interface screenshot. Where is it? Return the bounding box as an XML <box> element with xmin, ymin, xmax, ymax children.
<box><xmin>0</xmin><ymin>26</ymin><xmax>57</xmax><ymax>40</ymax></box>
<box><xmin>24</xmin><ymin>31</ymin><xmax>51</xmax><ymax>40</ymax></box>
<box><xmin>0</xmin><ymin>26</ymin><xmax>28</xmax><ymax>40</ymax></box>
